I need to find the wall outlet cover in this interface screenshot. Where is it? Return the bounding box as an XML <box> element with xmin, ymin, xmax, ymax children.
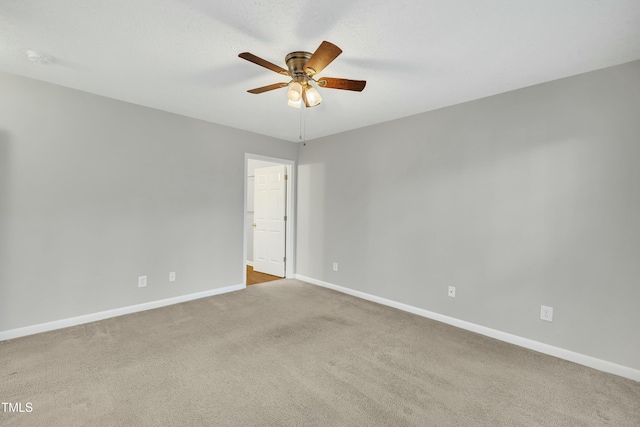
<box><xmin>169</xmin><ymin>272</ymin><xmax>176</xmax><ymax>282</ymax></box>
<box><xmin>448</xmin><ymin>286</ymin><xmax>456</xmax><ymax>298</ymax></box>
<box><xmin>332</xmin><ymin>262</ymin><xmax>338</xmax><ymax>272</ymax></box>
<box><xmin>138</xmin><ymin>276</ymin><xmax>147</xmax><ymax>288</ymax></box>
<box><xmin>540</xmin><ymin>305</ymin><xmax>553</xmax><ymax>322</ymax></box>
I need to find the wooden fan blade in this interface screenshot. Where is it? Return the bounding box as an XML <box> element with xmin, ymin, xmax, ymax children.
<box><xmin>238</xmin><ymin>52</ymin><xmax>289</xmax><ymax>75</ymax></box>
<box><xmin>316</xmin><ymin>77</ymin><xmax>366</xmax><ymax>92</ymax></box>
<box><xmin>303</xmin><ymin>41</ymin><xmax>342</xmax><ymax>76</ymax></box>
<box><xmin>247</xmin><ymin>83</ymin><xmax>288</xmax><ymax>94</ymax></box>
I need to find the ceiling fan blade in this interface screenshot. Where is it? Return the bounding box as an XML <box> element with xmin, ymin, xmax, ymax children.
<box><xmin>316</xmin><ymin>77</ymin><xmax>366</xmax><ymax>92</ymax></box>
<box><xmin>238</xmin><ymin>52</ymin><xmax>289</xmax><ymax>75</ymax></box>
<box><xmin>247</xmin><ymin>83</ymin><xmax>289</xmax><ymax>94</ymax></box>
<box><xmin>303</xmin><ymin>41</ymin><xmax>342</xmax><ymax>76</ymax></box>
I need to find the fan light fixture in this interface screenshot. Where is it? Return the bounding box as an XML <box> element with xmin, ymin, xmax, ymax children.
<box><xmin>288</xmin><ymin>98</ymin><xmax>302</xmax><ymax>108</ymax></box>
<box><xmin>304</xmin><ymin>86</ymin><xmax>322</xmax><ymax>107</ymax></box>
<box><xmin>287</xmin><ymin>82</ymin><xmax>322</xmax><ymax>108</ymax></box>
<box><xmin>287</xmin><ymin>82</ymin><xmax>302</xmax><ymax>102</ymax></box>
<box><xmin>239</xmin><ymin>41</ymin><xmax>366</xmax><ymax>109</ymax></box>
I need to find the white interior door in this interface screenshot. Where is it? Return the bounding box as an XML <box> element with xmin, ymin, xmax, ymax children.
<box><xmin>253</xmin><ymin>165</ymin><xmax>287</xmax><ymax>277</ymax></box>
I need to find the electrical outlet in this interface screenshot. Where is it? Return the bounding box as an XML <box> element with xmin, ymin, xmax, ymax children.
<box><xmin>138</xmin><ymin>276</ymin><xmax>147</xmax><ymax>288</ymax></box>
<box><xmin>540</xmin><ymin>305</ymin><xmax>553</xmax><ymax>322</ymax></box>
<box><xmin>448</xmin><ymin>286</ymin><xmax>456</xmax><ymax>298</ymax></box>
<box><xmin>169</xmin><ymin>272</ymin><xmax>176</xmax><ymax>282</ymax></box>
<box><xmin>332</xmin><ymin>262</ymin><xmax>338</xmax><ymax>272</ymax></box>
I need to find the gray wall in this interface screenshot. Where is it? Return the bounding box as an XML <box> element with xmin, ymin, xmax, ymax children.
<box><xmin>296</xmin><ymin>60</ymin><xmax>640</xmax><ymax>370</ymax></box>
<box><xmin>0</xmin><ymin>72</ymin><xmax>297</xmax><ymax>332</ymax></box>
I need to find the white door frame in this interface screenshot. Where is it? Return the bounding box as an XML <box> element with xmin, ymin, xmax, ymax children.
<box><xmin>243</xmin><ymin>153</ymin><xmax>296</xmax><ymax>285</ymax></box>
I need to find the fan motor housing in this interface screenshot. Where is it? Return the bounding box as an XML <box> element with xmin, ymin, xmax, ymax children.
<box><xmin>285</xmin><ymin>51</ymin><xmax>312</xmax><ymax>77</ymax></box>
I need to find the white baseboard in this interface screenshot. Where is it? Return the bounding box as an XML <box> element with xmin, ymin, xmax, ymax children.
<box><xmin>295</xmin><ymin>274</ymin><xmax>640</xmax><ymax>382</ymax></box>
<box><xmin>0</xmin><ymin>284</ymin><xmax>245</xmax><ymax>342</ymax></box>
<box><xmin>246</xmin><ymin>261</ymin><xmax>254</xmax><ymax>267</ymax></box>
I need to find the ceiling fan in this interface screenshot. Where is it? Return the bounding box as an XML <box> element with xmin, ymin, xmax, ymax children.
<box><xmin>238</xmin><ymin>41</ymin><xmax>366</xmax><ymax>108</ymax></box>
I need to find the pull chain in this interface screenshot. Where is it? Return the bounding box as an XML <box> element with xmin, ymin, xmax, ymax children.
<box><xmin>299</xmin><ymin>104</ymin><xmax>306</xmax><ymax>145</ymax></box>
<box><xmin>299</xmin><ymin>103</ymin><xmax>303</xmax><ymax>141</ymax></box>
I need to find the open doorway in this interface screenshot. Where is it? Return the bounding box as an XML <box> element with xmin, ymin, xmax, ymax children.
<box><xmin>244</xmin><ymin>154</ymin><xmax>295</xmax><ymax>286</ymax></box>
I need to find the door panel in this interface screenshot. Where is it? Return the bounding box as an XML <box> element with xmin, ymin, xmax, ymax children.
<box><xmin>253</xmin><ymin>165</ymin><xmax>286</xmax><ymax>277</ymax></box>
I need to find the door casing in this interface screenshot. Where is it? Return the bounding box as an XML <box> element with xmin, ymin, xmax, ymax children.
<box><xmin>243</xmin><ymin>153</ymin><xmax>296</xmax><ymax>285</ymax></box>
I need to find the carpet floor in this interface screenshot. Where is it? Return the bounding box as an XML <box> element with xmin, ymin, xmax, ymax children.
<box><xmin>1</xmin><ymin>279</ymin><xmax>639</xmax><ymax>426</ymax></box>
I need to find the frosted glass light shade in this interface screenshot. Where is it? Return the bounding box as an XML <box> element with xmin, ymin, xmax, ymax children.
<box><xmin>305</xmin><ymin>87</ymin><xmax>322</xmax><ymax>107</ymax></box>
<box><xmin>287</xmin><ymin>82</ymin><xmax>302</xmax><ymax>101</ymax></box>
<box><xmin>288</xmin><ymin>98</ymin><xmax>302</xmax><ymax>108</ymax></box>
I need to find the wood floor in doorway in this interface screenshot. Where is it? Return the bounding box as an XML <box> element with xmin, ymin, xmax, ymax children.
<box><xmin>246</xmin><ymin>265</ymin><xmax>282</xmax><ymax>286</ymax></box>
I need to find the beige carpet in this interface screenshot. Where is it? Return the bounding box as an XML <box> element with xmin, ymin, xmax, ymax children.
<box><xmin>1</xmin><ymin>279</ymin><xmax>639</xmax><ymax>426</ymax></box>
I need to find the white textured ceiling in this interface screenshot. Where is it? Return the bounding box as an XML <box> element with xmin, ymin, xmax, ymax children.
<box><xmin>1</xmin><ymin>0</ymin><xmax>640</xmax><ymax>142</ymax></box>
